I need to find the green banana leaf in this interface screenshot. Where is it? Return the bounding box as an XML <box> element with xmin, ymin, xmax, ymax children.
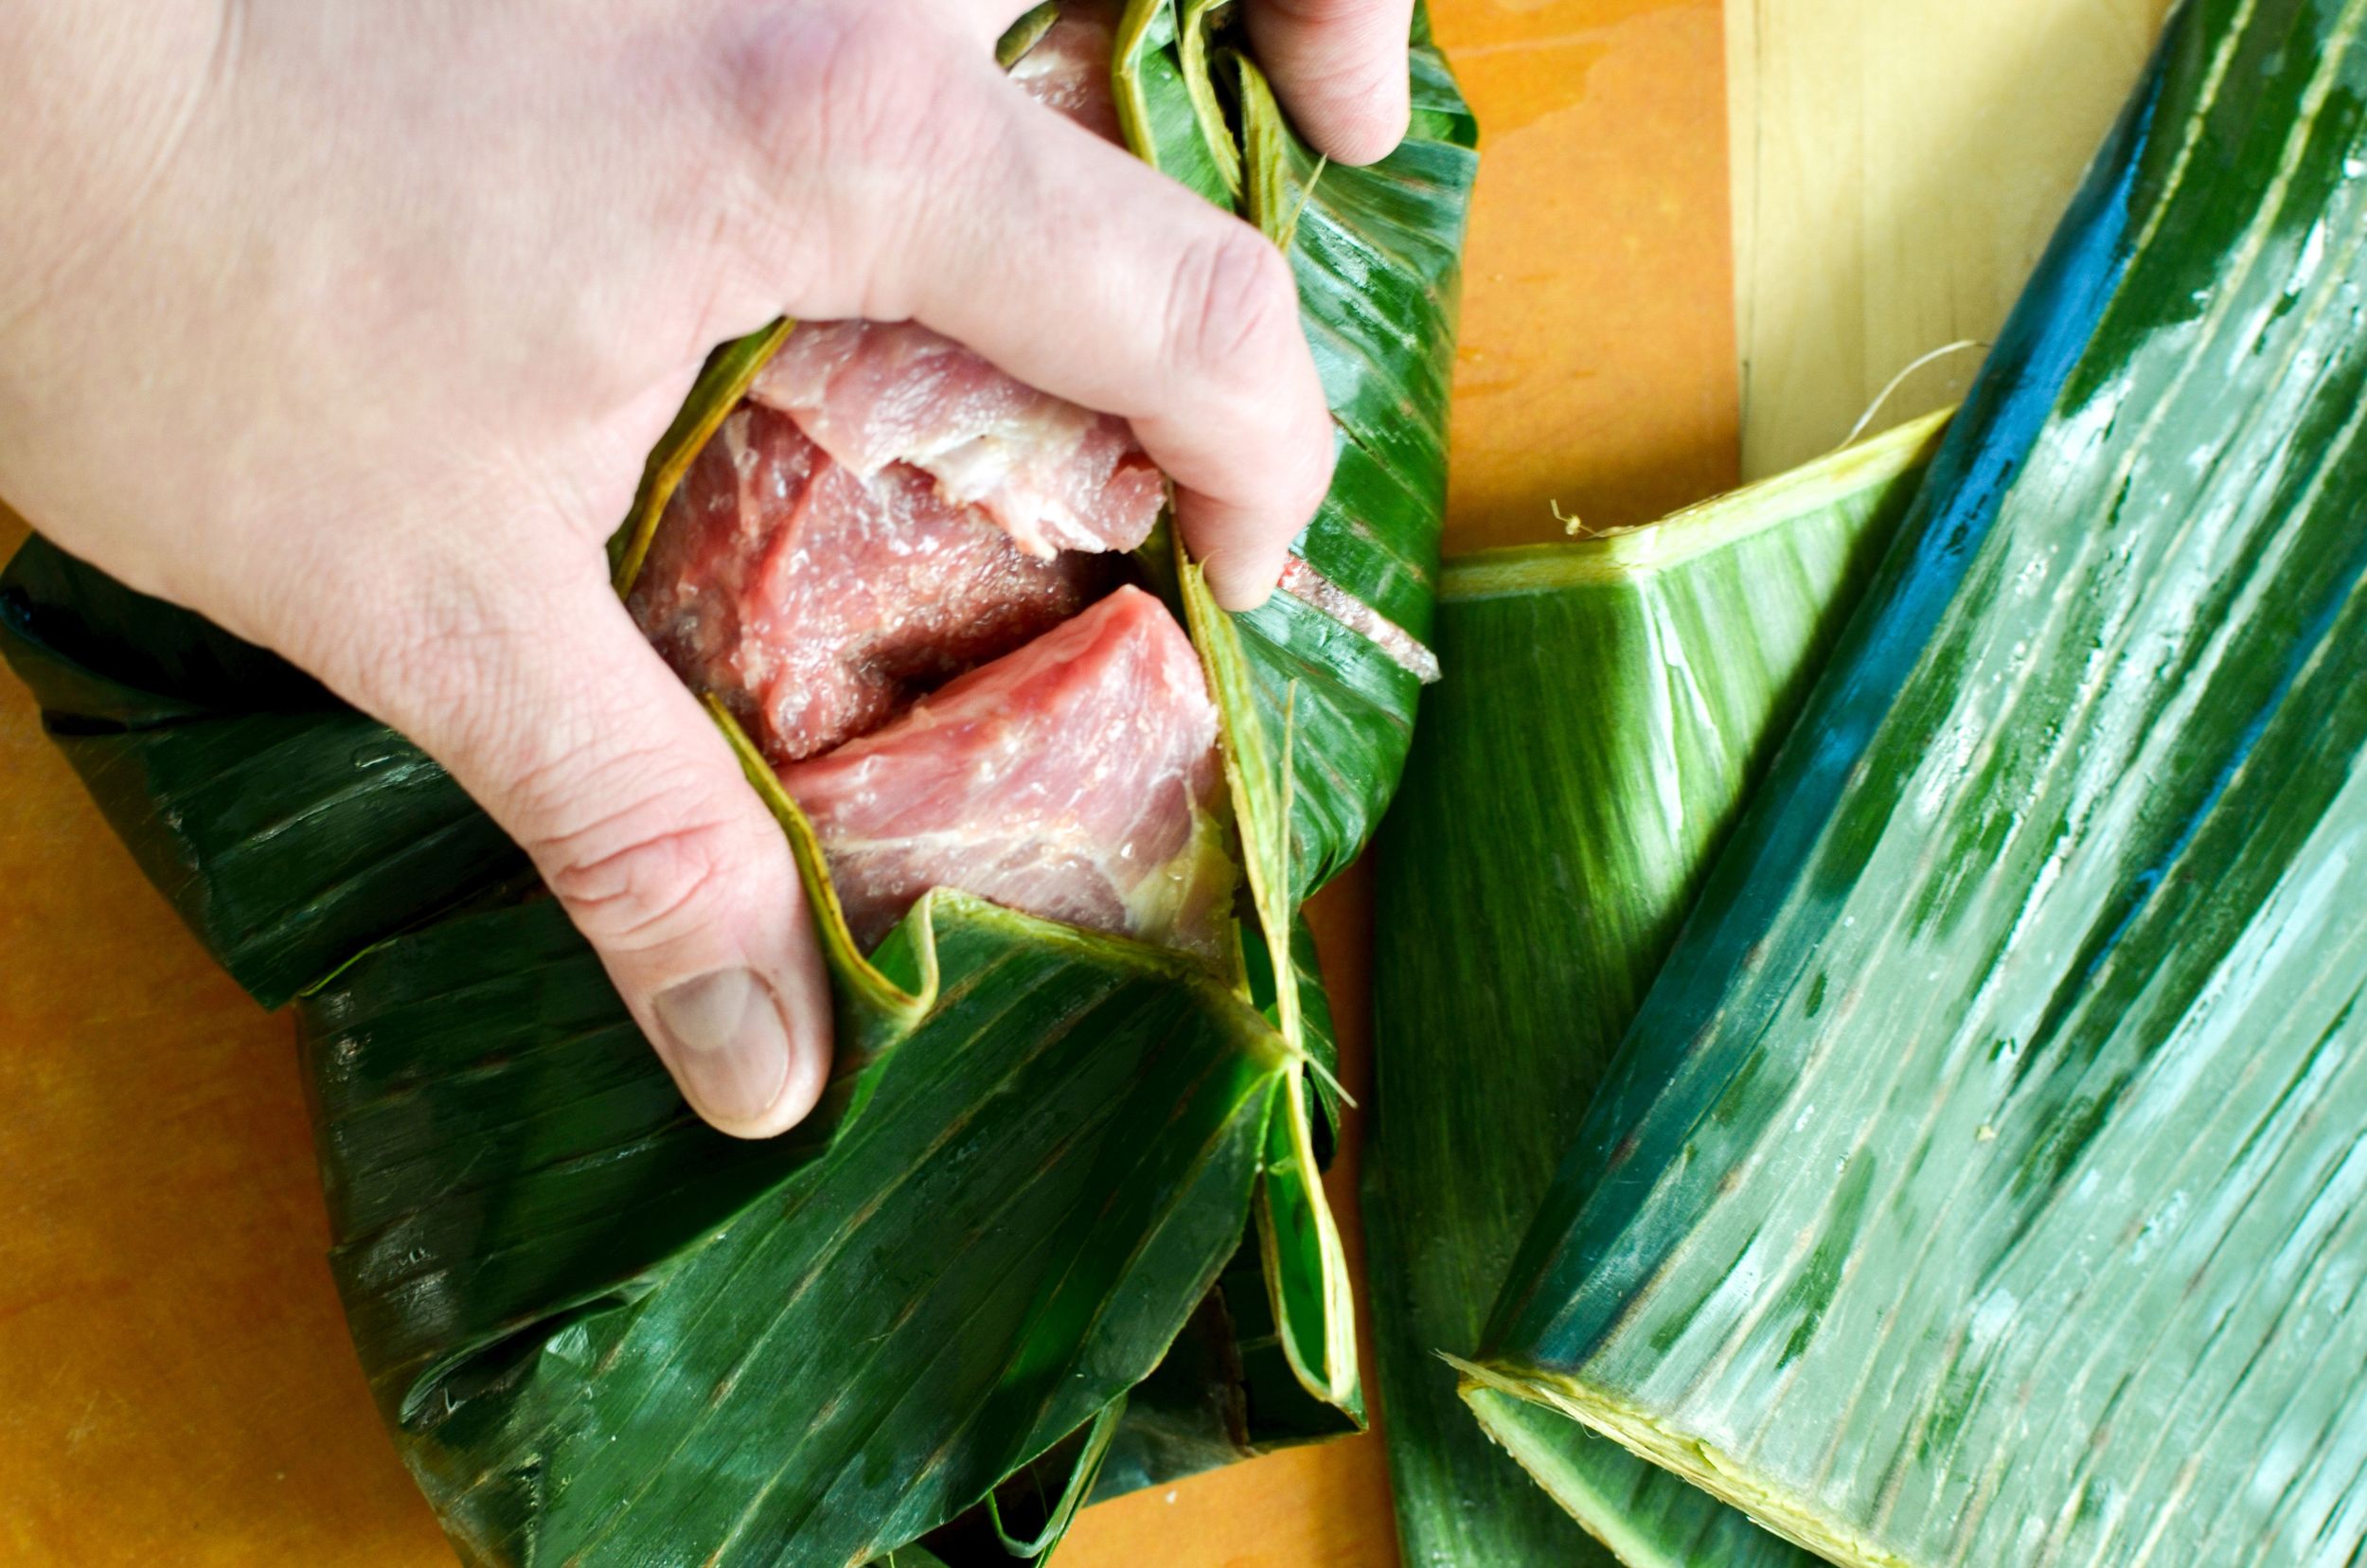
<box><xmin>1465</xmin><ymin>2</ymin><xmax>2367</xmax><ymax>1563</ymax></box>
<box><xmin>0</xmin><ymin>537</ymin><xmax>524</xmax><ymax>1007</ymax></box>
<box><xmin>1230</xmin><ymin>18</ymin><xmax>1476</xmax><ymax>900</ymax></box>
<box><xmin>1366</xmin><ymin>412</ymin><xmax>1949</xmax><ymax>1568</ymax></box>
<box><xmin>303</xmin><ymin>870</ymin><xmax>1284</xmax><ymax>1567</ymax></box>
<box><xmin>0</xmin><ymin>4</ymin><xmax>1473</xmax><ymax>1559</ymax></box>
<box><xmin>1134</xmin><ymin>1</ymin><xmax>1474</xmax><ymax>1412</ymax></box>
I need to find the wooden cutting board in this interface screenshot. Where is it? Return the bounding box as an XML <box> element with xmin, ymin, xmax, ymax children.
<box><xmin>0</xmin><ymin>1</ymin><xmax>2151</xmax><ymax>1561</ymax></box>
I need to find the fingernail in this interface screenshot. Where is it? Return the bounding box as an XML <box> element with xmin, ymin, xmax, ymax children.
<box><xmin>652</xmin><ymin>968</ymin><xmax>792</xmax><ymax>1130</ymax></box>
<box><xmin>1215</xmin><ymin>578</ymin><xmax>1275</xmax><ymax>613</ymax></box>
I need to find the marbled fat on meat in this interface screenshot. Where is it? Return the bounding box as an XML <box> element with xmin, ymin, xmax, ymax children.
<box><xmin>632</xmin><ymin>3</ymin><xmax>1235</xmax><ymax>957</ymax></box>
<box><xmin>778</xmin><ymin>587</ymin><xmax>1234</xmax><ymax>959</ymax></box>
<box><xmin>750</xmin><ymin>322</ymin><xmax>1163</xmax><ymax>560</ymax></box>
<box><xmin>628</xmin><ymin>402</ymin><xmax>1102</xmax><ymax>762</ymax></box>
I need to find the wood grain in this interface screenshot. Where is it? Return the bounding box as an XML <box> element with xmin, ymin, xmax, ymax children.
<box><xmin>1436</xmin><ymin>0</ymin><xmax>1740</xmax><ymax>553</ymax></box>
<box><xmin>1726</xmin><ymin>0</ymin><xmax>2171</xmax><ymax>478</ymax></box>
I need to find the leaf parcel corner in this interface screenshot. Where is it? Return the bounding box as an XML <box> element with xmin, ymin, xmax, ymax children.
<box><xmin>1368</xmin><ymin>1</ymin><xmax>2367</xmax><ymax>1565</ymax></box>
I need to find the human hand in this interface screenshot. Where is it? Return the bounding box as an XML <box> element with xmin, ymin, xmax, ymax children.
<box><xmin>0</xmin><ymin>0</ymin><xmax>1411</xmax><ymax>1137</ymax></box>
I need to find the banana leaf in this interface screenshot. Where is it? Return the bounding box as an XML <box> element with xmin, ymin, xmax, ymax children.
<box><xmin>0</xmin><ymin>4</ymin><xmax>1473</xmax><ymax>1560</ymax></box>
<box><xmin>1366</xmin><ymin>413</ymin><xmax>1949</xmax><ymax>1568</ymax></box>
<box><xmin>301</xmin><ymin>865</ymin><xmax>1283</xmax><ymax>1567</ymax></box>
<box><xmin>1462</xmin><ymin>2</ymin><xmax>2367</xmax><ymax>1562</ymax></box>
<box><xmin>0</xmin><ymin>536</ymin><xmax>524</xmax><ymax>1007</ymax></box>
<box><xmin>1154</xmin><ymin>3</ymin><xmax>1476</xmax><ymax>1411</ymax></box>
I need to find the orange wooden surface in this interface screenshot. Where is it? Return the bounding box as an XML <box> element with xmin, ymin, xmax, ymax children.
<box><xmin>1436</xmin><ymin>0</ymin><xmax>1738</xmax><ymax>555</ymax></box>
<box><xmin>0</xmin><ymin>4</ymin><xmax>1738</xmax><ymax>1563</ymax></box>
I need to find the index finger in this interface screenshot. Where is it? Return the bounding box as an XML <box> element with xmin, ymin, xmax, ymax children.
<box><xmin>1245</xmin><ymin>0</ymin><xmax>1417</xmax><ymax>166</ymax></box>
<box><xmin>830</xmin><ymin>60</ymin><xmax>1336</xmax><ymax>608</ymax></box>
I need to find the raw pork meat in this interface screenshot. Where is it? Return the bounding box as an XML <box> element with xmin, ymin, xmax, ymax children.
<box><xmin>750</xmin><ymin>321</ymin><xmax>1164</xmax><ymax>560</ymax></box>
<box><xmin>777</xmin><ymin>587</ymin><xmax>1234</xmax><ymax>958</ymax></box>
<box><xmin>632</xmin><ymin>3</ymin><xmax>1236</xmax><ymax>958</ymax></box>
<box><xmin>629</xmin><ymin>402</ymin><xmax>1106</xmax><ymax>762</ymax></box>
<box><xmin>1008</xmin><ymin>3</ymin><xmax>1126</xmax><ymax>141</ymax></box>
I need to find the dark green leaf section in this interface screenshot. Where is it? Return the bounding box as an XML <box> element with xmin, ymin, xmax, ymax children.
<box><xmin>0</xmin><ymin>534</ymin><xmax>320</xmax><ymax>722</ymax></box>
<box><xmin>59</xmin><ymin>716</ymin><xmax>521</xmax><ymax>1009</ymax></box>
<box><xmin>1083</xmin><ymin>1233</ymin><xmax>1362</xmax><ymax>1505</ymax></box>
<box><xmin>962</xmin><ymin>918</ymin><xmax>1355</xmax><ymax>1521</ymax></box>
<box><xmin>0</xmin><ymin>538</ymin><xmax>517</xmax><ymax>1006</ymax></box>
<box><xmin>303</xmin><ymin>890</ymin><xmax>1286</xmax><ymax>1568</ymax></box>
<box><xmin>1476</xmin><ymin>5</ymin><xmax>2367</xmax><ymax>1564</ymax></box>
<box><xmin>1233</xmin><ymin>25</ymin><xmax>1477</xmax><ymax>900</ymax></box>
<box><xmin>301</xmin><ymin>899</ymin><xmax>787</xmax><ymax>1417</ymax></box>
<box><xmin>1368</xmin><ymin>417</ymin><xmax>1940</xmax><ymax>1567</ymax></box>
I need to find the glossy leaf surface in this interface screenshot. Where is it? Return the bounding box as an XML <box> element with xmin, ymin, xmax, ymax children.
<box><xmin>1368</xmin><ymin>416</ymin><xmax>1942</xmax><ymax>1566</ymax></box>
<box><xmin>305</xmin><ymin>891</ymin><xmax>1285</xmax><ymax>1568</ymax></box>
<box><xmin>1473</xmin><ymin>5</ymin><xmax>2367</xmax><ymax>1562</ymax></box>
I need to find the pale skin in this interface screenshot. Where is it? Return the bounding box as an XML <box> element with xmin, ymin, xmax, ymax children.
<box><xmin>0</xmin><ymin>0</ymin><xmax>1413</xmax><ymax>1137</ymax></box>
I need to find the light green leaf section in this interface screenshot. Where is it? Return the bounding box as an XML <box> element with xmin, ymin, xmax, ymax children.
<box><xmin>1115</xmin><ymin>0</ymin><xmax>1237</xmax><ymax>205</ymax></box>
<box><xmin>1367</xmin><ymin>414</ymin><xmax>1944</xmax><ymax>1567</ymax></box>
<box><xmin>1473</xmin><ymin>3</ymin><xmax>2367</xmax><ymax>1563</ymax></box>
<box><xmin>1178</xmin><ymin>555</ymin><xmax>1360</xmax><ymax>1413</ymax></box>
<box><xmin>1124</xmin><ymin>5</ymin><xmax>1477</xmax><ymax>1422</ymax></box>
<box><xmin>996</xmin><ymin>2</ymin><xmax>1062</xmax><ymax>69</ymax></box>
<box><xmin>1464</xmin><ymin>1387</ymin><xmax>1822</xmax><ymax>1568</ymax></box>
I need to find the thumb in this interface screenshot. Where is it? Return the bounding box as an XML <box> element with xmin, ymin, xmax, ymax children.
<box><xmin>327</xmin><ymin>531</ymin><xmax>834</xmax><ymax>1140</ymax></box>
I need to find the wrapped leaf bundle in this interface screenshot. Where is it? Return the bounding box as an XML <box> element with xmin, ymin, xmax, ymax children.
<box><xmin>0</xmin><ymin>3</ymin><xmax>1476</xmax><ymax>1562</ymax></box>
<box><xmin>1424</xmin><ymin>1</ymin><xmax>2367</xmax><ymax>1562</ymax></box>
<box><xmin>1367</xmin><ymin>414</ymin><xmax>1948</xmax><ymax>1567</ymax></box>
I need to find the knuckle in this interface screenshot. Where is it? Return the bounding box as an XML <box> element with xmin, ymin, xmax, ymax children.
<box><xmin>527</xmin><ymin>757</ymin><xmax>748</xmax><ymax>951</ymax></box>
<box><xmin>1166</xmin><ymin>226</ymin><xmax>1304</xmax><ymax>390</ymax></box>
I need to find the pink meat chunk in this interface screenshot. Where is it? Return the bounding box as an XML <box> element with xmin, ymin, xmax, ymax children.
<box><xmin>1009</xmin><ymin>3</ymin><xmax>1126</xmax><ymax>141</ymax></box>
<box><xmin>749</xmin><ymin>323</ymin><xmax>1164</xmax><ymax>561</ymax></box>
<box><xmin>744</xmin><ymin>10</ymin><xmax>1162</xmax><ymax>561</ymax></box>
<box><xmin>778</xmin><ymin>586</ymin><xmax>1235</xmax><ymax>958</ymax></box>
<box><xmin>629</xmin><ymin>401</ymin><xmax>1107</xmax><ymax>763</ymax></box>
